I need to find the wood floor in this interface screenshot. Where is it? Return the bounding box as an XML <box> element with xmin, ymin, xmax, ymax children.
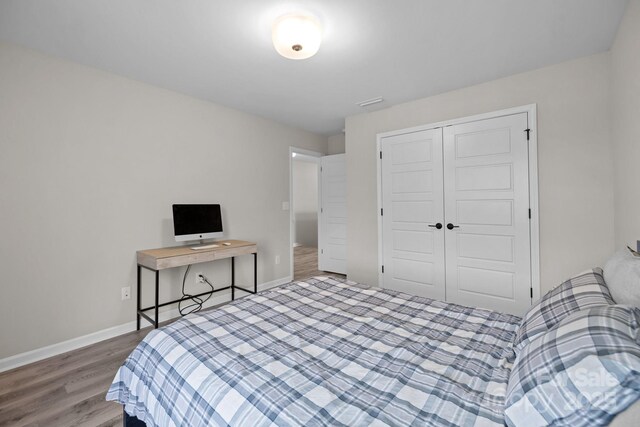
<box><xmin>0</xmin><ymin>246</ymin><xmax>344</xmax><ymax>426</ymax></box>
<box><xmin>0</xmin><ymin>326</ymin><xmax>150</xmax><ymax>427</ymax></box>
<box><xmin>293</xmin><ymin>245</ymin><xmax>345</xmax><ymax>281</ymax></box>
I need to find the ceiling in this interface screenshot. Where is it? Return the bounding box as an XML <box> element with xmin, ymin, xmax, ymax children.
<box><xmin>0</xmin><ymin>0</ymin><xmax>629</xmax><ymax>136</ymax></box>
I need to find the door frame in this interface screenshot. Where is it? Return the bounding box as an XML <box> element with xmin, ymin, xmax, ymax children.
<box><xmin>289</xmin><ymin>146</ymin><xmax>323</xmax><ymax>280</ymax></box>
<box><xmin>376</xmin><ymin>104</ymin><xmax>540</xmax><ymax>301</ymax></box>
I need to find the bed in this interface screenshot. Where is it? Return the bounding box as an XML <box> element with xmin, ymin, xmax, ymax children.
<box><xmin>107</xmin><ymin>273</ymin><xmax>640</xmax><ymax>426</ymax></box>
<box><xmin>107</xmin><ymin>276</ymin><xmax>520</xmax><ymax>426</ymax></box>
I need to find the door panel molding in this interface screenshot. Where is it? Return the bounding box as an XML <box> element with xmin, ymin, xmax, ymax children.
<box><xmin>443</xmin><ymin>113</ymin><xmax>531</xmax><ymax>314</ymax></box>
<box><xmin>319</xmin><ymin>154</ymin><xmax>347</xmax><ymax>274</ymax></box>
<box><xmin>380</xmin><ymin>129</ymin><xmax>446</xmax><ymax>300</ymax></box>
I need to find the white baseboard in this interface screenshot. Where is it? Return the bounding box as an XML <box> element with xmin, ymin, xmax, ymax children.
<box><xmin>0</xmin><ymin>276</ymin><xmax>292</xmax><ymax>373</ymax></box>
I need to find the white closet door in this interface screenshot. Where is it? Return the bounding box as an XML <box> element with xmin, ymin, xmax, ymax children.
<box><xmin>318</xmin><ymin>154</ymin><xmax>347</xmax><ymax>274</ymax></box>
<box><xmin>381</xmin><ymin>129</ymin><xmax>446</xmax><ymax>299</ymax></box>
<box><xmin>443</xmin><ymin>113</ymin><xmax>531</xmax><ymax>315</ymax></box>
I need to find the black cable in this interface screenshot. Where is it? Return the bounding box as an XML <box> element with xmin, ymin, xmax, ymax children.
<box><xmin>178</xmin><ymin>264</ymin><xmax>215</xmax><ymax>316</ymax></box>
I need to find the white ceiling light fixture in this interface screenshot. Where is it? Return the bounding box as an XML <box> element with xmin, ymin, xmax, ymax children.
<box><xmin>272</xmin><ymin>14</ymin><xmax>322</xmax><ymax>60</ymax></box>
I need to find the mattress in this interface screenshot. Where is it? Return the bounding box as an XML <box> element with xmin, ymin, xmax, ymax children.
<box><xmin>107</xmin><ymin>277</ymin><xmax>521</xmax><ymax>426</ymax></box>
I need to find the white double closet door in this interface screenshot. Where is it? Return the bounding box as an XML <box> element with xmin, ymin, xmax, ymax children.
<box><xmin>381</xmin><ymin>113</ymin><xmax>532</xmax><ymax>315</ymax></box>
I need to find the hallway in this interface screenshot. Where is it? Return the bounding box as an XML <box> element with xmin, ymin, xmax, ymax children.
<box><xmin>293</xmin><ymin>246</ymin><xmax>346</xmax><ymax>281</ymax></box>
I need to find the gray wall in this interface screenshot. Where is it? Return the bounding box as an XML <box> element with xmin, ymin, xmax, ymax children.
<box><xmin>327</xmin><ymin>134</ymin><xmax>346</xmax><ymax>154</ymax></box>
<box><xmin>0</xmin><ymin>42</ymin><xmax>327</xmax><ymax>359</ymax></box>
<box><xmin>345</xmin><ymin>52</ymin><xmax>614</xmax><ymax>292</ymax></box>
<box><xmin>292</xmin><ymin>159</ymin><xmax>318</xmax><ymax>247</ymax></box>
<box><xmin>611</xmin><ymin>0</ymin><xmax>640</xmax><ymax>249</ymax></box>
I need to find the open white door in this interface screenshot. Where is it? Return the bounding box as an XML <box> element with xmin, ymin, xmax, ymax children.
<box><xmin>380</xmin><ymin>129</ymin><xmax>446</xmax><ymax>300</ymax></box>
<box><xmin>318</xmin><ymin>154</ymin><xmax>347</xmax><ymax>274</ymax></box>
<box><xmin>443</xmin><ymin>113</ymin><xmax>531</xmax><ymax>315</ymax></box>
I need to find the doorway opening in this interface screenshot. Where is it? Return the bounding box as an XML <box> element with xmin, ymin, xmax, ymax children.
<box><xmin>289</xmin><ymin>148</ymin><xmax>321</xmax><ymax>281</ymax></box>
<box><xmin>292</xmin><ymin>152</ymin><xmax>320</xmax><ymax>279</ymax></box>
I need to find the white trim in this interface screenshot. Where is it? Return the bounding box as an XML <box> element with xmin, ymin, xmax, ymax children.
<box><xmin>317</xmin><ymin>157</ymin><xmax>324</xmax><ymax>271</ymax></box>
<box><xmin>376</xmin><ymin>104</ymin><xmax>540</xmax><ymax>302</ymax></box>
<box><xmin>291</xmin><ymin>153</ymin><xmax>319</xmax><ymax>163</ymax></box>
<box><xmin>527</xmin><ymin>106</ymin><xmax>541</xmax><ymax>301</ymax></box>
<box><xmin>376</xmin><ymin>138</ymin><xmax>384</xmax><ymax>287</ymax></box>
<box><xmin>0</xmin><ymin>276</ymin><xmax>292</xmax><ymax>373</ymax></box>
<box><xmin>289</xmin><ymin>146</ymin><xmax>323</xmax><ymax>280</ymax></box>
<box><xmin>377</xmin><ymin>104</ymin><xmax>538</xmax><ymax>139</ymax></box>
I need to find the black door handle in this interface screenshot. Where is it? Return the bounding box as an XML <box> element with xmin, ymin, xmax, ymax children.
<box><xmin>428</xmin><ymin>223</ymin><xmax>443</xmax><ymax>230</ymax></box>
<box><xmin>447</xmin><ymin>223</ymin><xmax>460</xmax><ymax>230</ymax></box>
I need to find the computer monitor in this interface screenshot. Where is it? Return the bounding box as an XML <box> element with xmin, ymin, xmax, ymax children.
<box><xmin>172</xmin><ymin>204</ymin><xmax>223</xmax><ymax>242</ymax></box>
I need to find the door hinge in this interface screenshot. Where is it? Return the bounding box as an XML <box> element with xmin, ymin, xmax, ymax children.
<box><xmin>381</xmin><ymin>208</ymin><xmax>383</xmax><ymax>216</ymax></box>
<box><xmin>530</xmin><ymin>288</ymin><xmax>533</xmax><ymax>298</ymax></box>
<box><xmin>380</xmin><ymin>151</ymin><xmax>383</xmax><ymax>159</ymax></box>
<box><xmin>528</xmin><ymin>208</ymin><xmax>531</xmax><ymax>219</ymax></box>
<box><xmin>382</xmin><ymin>265</ymin><xmax>385</xmax><ymax>273</ymax></box>
<box><xmin>320</xmin><ymin>166</ymin><xmax>323</xmax><ymax>172</ymax></box>
<box><xmin>321</xmin><ymin>249</ymin><xmax>324</xmax><ymax>254</ymax></box>
<box><xmin>321</xmin><ymin>207</ymin><xmax>323</xmax><ymax>213</ymax></box>
<box><xmin>525</xmin><ymin>129</ymin><xmax>531</xmax><ymax>141</ymax></box>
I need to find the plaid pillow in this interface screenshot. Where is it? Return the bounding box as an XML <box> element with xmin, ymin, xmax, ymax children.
<box><xmin>505</xmin><ymin>305</ymin><xmax>640</xmax><ymax>427</ymax></box>
<box><xmin>513</xmin><ymin>268</ymin><xmax>614</xmax><ymax>352</ymax></box>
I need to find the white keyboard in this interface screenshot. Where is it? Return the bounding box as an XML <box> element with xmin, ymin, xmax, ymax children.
<box><xmin>190</xmin><ymin>244</ymin><xmax>219</xmax><ymax>250</ymax></box>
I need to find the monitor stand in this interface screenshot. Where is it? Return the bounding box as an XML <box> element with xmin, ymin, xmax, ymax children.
<box><xmin>190</xmin><ymin>243</ymin><xmax>219</xmax><ymax>250</ymax></box>
<box><xmin>190</xmin><ymin>240</ymin><xmax>232</xmax><ymax>250</ymax></box>
<box><xmin>190</xmin><ymin>240</ymin><xmax>219</xmax><ymax>250</ymax></box>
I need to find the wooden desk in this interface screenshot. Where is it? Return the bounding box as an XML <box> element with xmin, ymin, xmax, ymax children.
<box><xmin>136</xmin><ymin>240</ymin><xmax>258</xmax><ymax>329</ymax></box>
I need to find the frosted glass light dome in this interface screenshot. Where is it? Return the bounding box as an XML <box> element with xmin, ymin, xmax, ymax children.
<box><xmin>272</xmin><ymin>14</ymin><xmax>322</xmax><ymax>60</ymax></box>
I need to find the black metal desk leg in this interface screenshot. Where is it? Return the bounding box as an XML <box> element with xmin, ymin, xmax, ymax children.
<box><xmin>253</xmin><ymin>252</ymin><xmax>257</xmax><ymax>293</ymax></box>
<box><xmin>154</xmin><ymin>270</ymin><xmax>159</xmax><ymax>328</ymax></box>
<box><xmin>136</xmin><ymin>265</ymin><xmax>141</xmax><ymax>331</ymax></box>
<box><xmin>231</xmin><ymin>257</ymin><xmax>235</xmax><ymax>301</ymax></box>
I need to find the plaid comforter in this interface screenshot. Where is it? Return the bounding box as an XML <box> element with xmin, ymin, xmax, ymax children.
<box><xmin>107</xmin><ymin>277</ymin><xmax>521</xmax><ymax>426</ymax></box>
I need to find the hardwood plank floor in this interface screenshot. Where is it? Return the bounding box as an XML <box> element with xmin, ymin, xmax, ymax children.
<box><xmin>0</xmin><ymin>326</ymin><xmax>151</xmax><ymax>427</ymax></box>
<box><xmin>0</xmin><ymin>246</ymin><xmax>345</xmax><ymax>426</ymax></box>
<box><xmin>293</xmin><ymin>245</ymin><xmax>346</xmax><ymax>281</ymax></box>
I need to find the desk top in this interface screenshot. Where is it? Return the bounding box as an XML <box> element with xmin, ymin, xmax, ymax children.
<box><xmin>137</xmin><ymin>240</ymin><xmax>257</xmax><ymax>270</ymax></box>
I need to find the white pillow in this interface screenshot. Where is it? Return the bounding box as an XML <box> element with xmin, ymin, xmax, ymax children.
<box><xmin>603</xmin><ymin>249</ymin><xmax>640</xmax><ymax>307</ymax></box>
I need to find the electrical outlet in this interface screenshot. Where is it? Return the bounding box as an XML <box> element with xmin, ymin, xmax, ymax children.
<box><xmin>195</xmin><ymin>272</ymin><xmax>205</xmax><ymax>284</ymax></box>
<box><xmin>275</xmin><ymin>255</ymin><xmax>280</xmax><ymax>265</ymax></box>
<box><xmin>121</xmin><ymin>286</ymin><xmax>131</xmax><ymax>300</ymax></box>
